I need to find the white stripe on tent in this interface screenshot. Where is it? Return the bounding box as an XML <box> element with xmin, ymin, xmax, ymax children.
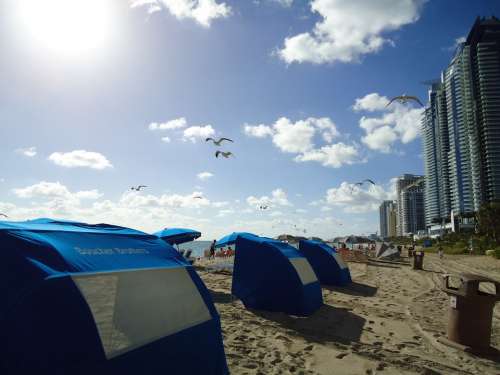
<box><xmin>289</xmin><ymin>258</ymin><xmax>318</xmax><ymax>285</ymax></box>
<box><xmin>332</xmin><ymin>253</ymin><xmax>348</xmax><ymax>269</ymax></box>
<box><xmin>72</xmin><ymin>267</ymin><xmax>212</xmax><ymax>359</ymax></box>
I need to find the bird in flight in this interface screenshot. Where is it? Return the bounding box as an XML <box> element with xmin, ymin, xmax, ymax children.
<box><xmin>350</xmin><ymin>179</ymin><xmax>376</xmax><ymax>193</ymax></box>
<box><xmin>206</xmin><ymin>137</ymin><xmax>234</xmax><ymax>146</ymax></box>
<box><xmin>215</xmin><ymin>151</ymin><xmax>234</xmax><ymax>158</ymax></box>
<box><xmin>386</xmin><ymin>95</ymin><xmax>424</xmax><ymax>107</ymax></box>
<box><xmin>0</xmin><ymin>213</ymin><xmax>8</xmax><ymax>218</ymax></box>
<box><xmin>131</xmin><ymin>185</ymin><xmax>147</xmax><ymax>191</ymax></box>
<box><xmin>259</xmin><ymin>205</ymin><xmax>269</xmax><ymax>210</ymax></box>
<box><xmin>193</xmin><ymin>196</ymin><xmax>204</xmax><ymax>199</ymax></box>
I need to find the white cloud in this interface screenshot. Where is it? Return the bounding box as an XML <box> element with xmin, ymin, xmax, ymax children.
<box><xmin>48</xmin><ymin>150</ymin><xmax>113</xmax><ymax>170</ymax></box>
<box><xmin>183</xmin><ymin>125</ymin><xmax>215</xmax><ymax>143</ymax></box>
<box><xmin>212</xmin><ymin>201</ymin><xmax>230</xmax><ymax>208</ymax></box>
<box><xmin>247</xmin><ymin>188</ymin><xmax>292</xmax><ymax>209</ymax></box>
<box><xmin>13</xmin><ymin>181</ymin><xmax>103</xmax><ymax>204</ymax></box>
<box><xmin>352</xmin><ymin>93</ymin><xmax>389</xmax><ymax>112</ymax></box>
<box><xmin>354</xmin><ymin>93</ymin><xmax>424</xmax><ymax>153</ymax></box>
<box><xmin>149</xmin><ymin>117</ymin><xmax>187</xmax><ymax>131</ymax></box>
<box><xmin>130</xmin><ymin>0</ymin><xmax>231</xmax><ymax>27</ymax></box>
<box><xmin>325</xmin><ymin>181</ymin><xmax>392</xmax><ymax>213</ymax></box>
<box><xmin>278</xmin><ymin>0</ymin><xmax>425</xmax><ymax>64</ymax></box>
<box><xmin>245</xmin><ymin>116</ymin><xmax>357</xmax><ymax>168</ymax></box>
<box><xmin>244</xmin><ymin>124</ymin><xmax>274</xmax><ymax>138</ymax></box>
<box><xmin>161</xmin><ymin>136</ymin><xmax>171</xmax><ymax>143</ymax></box>
<box><xmin>294</xmin><ymin>143</ymin><xmax>360</xmax><ymax>168</ymax></box>
<box><xmin>197</xmin><ymin>171</ymin><xmax>214</xmax><ymax>181</ymax></box>
<box><xmin>16</xmin><ymin>146</ymin><xmax>37</xmax><ymax>158</ymax></box>
<box><xmin>216</xmin><ymin>208</ymin><xmax>235</xmax><ymax>217</ymax></box>
<box><xmin>445</xmin><ymin>36</ymin><xmax>466</xmax><ymax>51</ymax></box>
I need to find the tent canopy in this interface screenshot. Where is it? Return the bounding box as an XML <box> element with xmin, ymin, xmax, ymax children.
<box><xmin>232</xmin><ymin>236</ymin><xmax>323</xmax><ymax>316</ymax></box>
<box><xmin>0</xmin><ymin>218</ymin><xmax>228</xmax><ymax>375</ymax></box>
<box><xmin>215</xmin><ymin>232</ymin><xmax>258</xmax><ymax>248</ymax></box>
<box><xmin>154</xmin><ymin>227</ymin><xmax>201</xmax><ymax>245</ymax></box>
<box><xmin>299</xmin><ymin>240</ymin><xmax>352</xmax><ymax>286</ymax></box>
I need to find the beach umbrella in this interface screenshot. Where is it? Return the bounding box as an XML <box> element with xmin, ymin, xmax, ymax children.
<box><xmin>215</xmin><ymin>232</ymin><xmax>258</xmax><ymax>248</ymax></box>
<box><xmin>154</xmin><ymin>228</ymin><xmax>201</xmax><ymax>245</ymax></box>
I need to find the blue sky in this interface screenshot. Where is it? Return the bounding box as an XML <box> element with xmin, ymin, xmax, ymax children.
<box><xmin>1</xmin><ymin>0</ymin><xmax>499</xmax><ymax>239</ymax></box>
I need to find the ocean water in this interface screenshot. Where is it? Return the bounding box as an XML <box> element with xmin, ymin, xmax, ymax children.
<box><xmin>177</xmin><ymin>240</ymin><xmax>212</xmax><ymax>257</ymax></box>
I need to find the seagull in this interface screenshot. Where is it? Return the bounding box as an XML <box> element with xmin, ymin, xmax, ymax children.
<box><xmin>386</xmin><ymin>94</ymin><xmax>424</xmax><ymax>107</ymax></box>
<box><xmin>193</xmin><ymin>196</ymin><xmax>204</xmax><ymax>199</ymax></box>
<box><xmin>259</xmin><ymin>205</ymin><xmax>269</xmax><ymax>210</ymax></box>
<box><xmin>206</xmin><ymin>137</ymin><xmax>234</xmax><ymax>146</ymax></box>
<box><xmin>0</xmin><ymin>213</ymin><xmax>8</xmax><ymax>218</ymax></box>
<box><xmin>349</xmin><ymin>179</ymin><xmax>375</xmax><ymax>193</ymax></box>
<box><xmin>131</xmin><ymin>185</ymin><xmax>147</xmax><ymax>191</ymax></box>
<box><xmin>215</xmin><ymin>151</ymin><xmax>234</xmax><ymax>158</ymax></box>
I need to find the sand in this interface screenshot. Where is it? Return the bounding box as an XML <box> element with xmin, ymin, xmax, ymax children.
<box><xmin>198</xmin><ymin>253</ymin><xmax>500</xmax><ymax>374</ymax></box>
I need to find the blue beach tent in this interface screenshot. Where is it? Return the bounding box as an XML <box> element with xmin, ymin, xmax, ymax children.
<box><xmin>0</xmin><ymin>218</ymin><xmax>228</xmax><ymax>375</ymax></box>
<box><xmin>299</xmin><ymin>240</ymin><xmax>352</xmax><ymax>286</ymax></box>
<box><xmin>154</xmin><ymin>227</ymin><xmax>201</xmax><ymax>245</ymax></box>
<box><xmin>232</xmin><ymin>236</ymin><xmax>323</xmax><ymax>316</ymax></box>
<box><xmin>215</xmin><ymin>232</ymin><xmax>258</xmax><ymax>248</ymax></box>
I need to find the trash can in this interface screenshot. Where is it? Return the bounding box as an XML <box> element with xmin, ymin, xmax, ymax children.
<box><xmin>439</xmin><ymin>273</ymin><xmax>500</xmax><ymax>351</ymax></box>
<box><xmin>413</xmin><ymin>251</ymin><xmax>424</xmax><ymax>270</ymax></box>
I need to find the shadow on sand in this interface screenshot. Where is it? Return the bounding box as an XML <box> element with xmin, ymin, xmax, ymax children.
<box><xmin>367</xmin><ymin>261</ymin><xmax>401</xmax><ymax>269</ymax></box>
<box><xmin>324</xmin><ymin>281</ymin><xmax>378</xmax><ymax>297</ymax></box>
<box><xmin>251</xmin><ymin>304</ymin><xmax>366</xmax><ymax>345</ymax></box>
<box><xmin>209</xmin><ymin>289</ymin><xmax>234</xmax><ymax>304</ymax></box>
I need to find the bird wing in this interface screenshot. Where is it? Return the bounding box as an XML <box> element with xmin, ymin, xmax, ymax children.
<box><xmin>139</xmin><ymin>185</ymin><xmax>147</xmax><ymax>188</ymax></box>
<box><xmin>205</xmin><ymin>137</ymin><xmax>215</xmax><ymax>142</ymax></box>
<box><xmin>364</xmin><ymin>179</ymin><xmax>375</xmax><ymax>185</ymax></box>
<box><xmin>215</xmin><ymin>151</ymin><xmax>221</xmax><ymax>158</ymax></box>
<box><xmin>220</xmin><ymin>138</ymin><xmax>234</xmax><ymax>143</ymax></box>
<box><xmin>0</xmin><ymin>213</ymin><xmax>7</xmax><ymax>218</ymax></box>
<box><xmin>386</xmin><ymin>96</ymin><xmax>401</xmax><ymax>107</ymax></box>
<box><xmin>407</xmin><ymin>96</ymin><xmax>424</xmax><ymax>106</ymax></box>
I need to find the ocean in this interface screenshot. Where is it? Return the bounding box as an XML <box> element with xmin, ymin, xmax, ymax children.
<box><xmin>177</xmin><ymin>240</ymin><xmax>212</xmax><ymax>257</ymax></box>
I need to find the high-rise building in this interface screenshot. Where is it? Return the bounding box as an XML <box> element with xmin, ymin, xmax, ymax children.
<box><xmin>400</xmin><ymin>179</ymin><xmax>426</xmax><ymax>235</ymax></box>
<box><xmin>379</xmin><ymin>200</ymin><xmax>397</xmax><ymax>238</ymax></box>
<box><xmin>396</xmin><ymin>174</ymin><xmax>423</xmax><ymax>236</ymax></box>
<box><xmin>468</xmin><ymin>17</ymin><xmax>500</xmax><ymax>204</ymax></box>
<box><xmin>422</xmin><ymin>82</ymin><xmax>451</xmax><ymax>227</ymax></box>
<box><xmin>422</xmin><ymin>17</ymin><xmax>500</xmax><ymax>229</ymax></box>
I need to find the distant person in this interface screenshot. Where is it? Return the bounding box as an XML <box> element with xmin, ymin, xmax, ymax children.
<box><xmin>438</xmin><ymin>246</ymin><xmax>443</xmax><ymax>259</ymax></box>
<box><xmin>210</xmin><ymin>240</ymin><xmax>216</xmax><ymax>259</ymax></box>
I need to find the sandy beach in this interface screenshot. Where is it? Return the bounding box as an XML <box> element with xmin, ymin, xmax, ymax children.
<box><xmin>198</xmin><ymin>253</ymin><xmax>500</xmax><ymax>374</ymax></box>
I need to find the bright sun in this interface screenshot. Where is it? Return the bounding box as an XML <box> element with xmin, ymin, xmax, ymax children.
<box><xmin>17</xmin><ymin>0</ymin><xmax>114</xmax><ymax>58</ymax></box>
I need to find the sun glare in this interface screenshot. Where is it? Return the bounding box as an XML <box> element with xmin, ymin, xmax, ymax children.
<box><xmin>16</xmin><ymin>0</ymin><xmax>114</xmax><ymax>58</ymax></box>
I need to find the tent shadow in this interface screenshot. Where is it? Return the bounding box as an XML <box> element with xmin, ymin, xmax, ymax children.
<box><xmin>209</xmin><ymin>289</ymin><xmax>234</xmax><ymax>304</ymax></box>
<box><xmin>250</xmin><ymin>304</ymin><xmax>366</xmax><ymax>345</ymax></box>
<box><xmin>367</xmin><ymin>261</ymin><xmax>401</xmax><ymax>269</ymax></box>
<box><xmin>324</xmin><ymin>282</ymin><xmax>378</xmax><ymax>297</ymax></box>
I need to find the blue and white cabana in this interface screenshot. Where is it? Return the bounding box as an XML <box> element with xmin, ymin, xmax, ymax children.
<box><xmin>299</xmin><ymin>240</ymin><xmax>352</xmax><ymax>286</ymax></box>
<box><xmin>0</xmin><ymin>218</ymin><xmax>228</xmax><ymax>375</ymax></box>
<box><xmin>232</xmin><ymin>236</ymin><xmax>323</xmax><ymax>316</ymax></box>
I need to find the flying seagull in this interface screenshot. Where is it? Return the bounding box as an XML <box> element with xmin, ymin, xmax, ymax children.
<box><xmin>0</xmin><ymin>213</ymin><xmax>8</xmax><ymax>218</ymax></box>
<box><xmin>349</xmin><ymin>179</ymin><xmax>376</xmax><ymax>193</ymax></box>
<box><xmin>215</xmin><ymin>151</ymin><xmax>234</xmax><ymax>158</ymax></box>
<box><xmin>386</xmin><ymin>95</ymin><xmax>424</xmax><ymax>107</ymax></box>
<box><xmin>206</xmin><ymin>137</ymin><xmax>234</xmax><ymax>146</ymax></box>
<box><xmin>259</xmin><ymin>205</ymin><xmax>269</xmax><ymax>210</ymax></box>
<box><xmin>193</xmin><ymin>196</ymin><xmax>204</xmax><ymax>199</ymax></box>
<box><xmin>131</xmin><ymin>185</ymin><xmax>147</xmax><ymax>191</ymax></box>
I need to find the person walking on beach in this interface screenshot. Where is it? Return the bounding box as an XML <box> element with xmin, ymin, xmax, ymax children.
<box><xmin>210</xmin><ymin>240</ymin><xmax>216</xmax><ymax>259</ymax></box>
<box><xmin>438</xmin><ymin>245</ymin><xmax>443</xmax><ymax>260</ymax></box>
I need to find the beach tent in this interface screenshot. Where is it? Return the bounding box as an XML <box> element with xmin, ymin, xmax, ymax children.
<box><xmin>232</xmin><ymin>236</ymin><xmax>323</xmax><ymax>316</ymax></box>
<box><xmin>215</xmin><ymin>232</ymin><xmax>258</xmax><ymax>248</ymax></box>
<box><xmin>298</xmin><ymin>240</ymin><xmax>352</xmax><ymax>286</ymax></box>
<box><xmin>0</xmin><ymin>218</ymin><xmax>228</xmax><ymax>375</ymax></box>
<box><xmin>154</xmin><ymin>227</ymin><xmax>201</xmax><ymax>245</ymax></box>
<box><xmin>375</xmin><ymin>242</ymin><xmax>399</xmax><ymax>260</ymax></box>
